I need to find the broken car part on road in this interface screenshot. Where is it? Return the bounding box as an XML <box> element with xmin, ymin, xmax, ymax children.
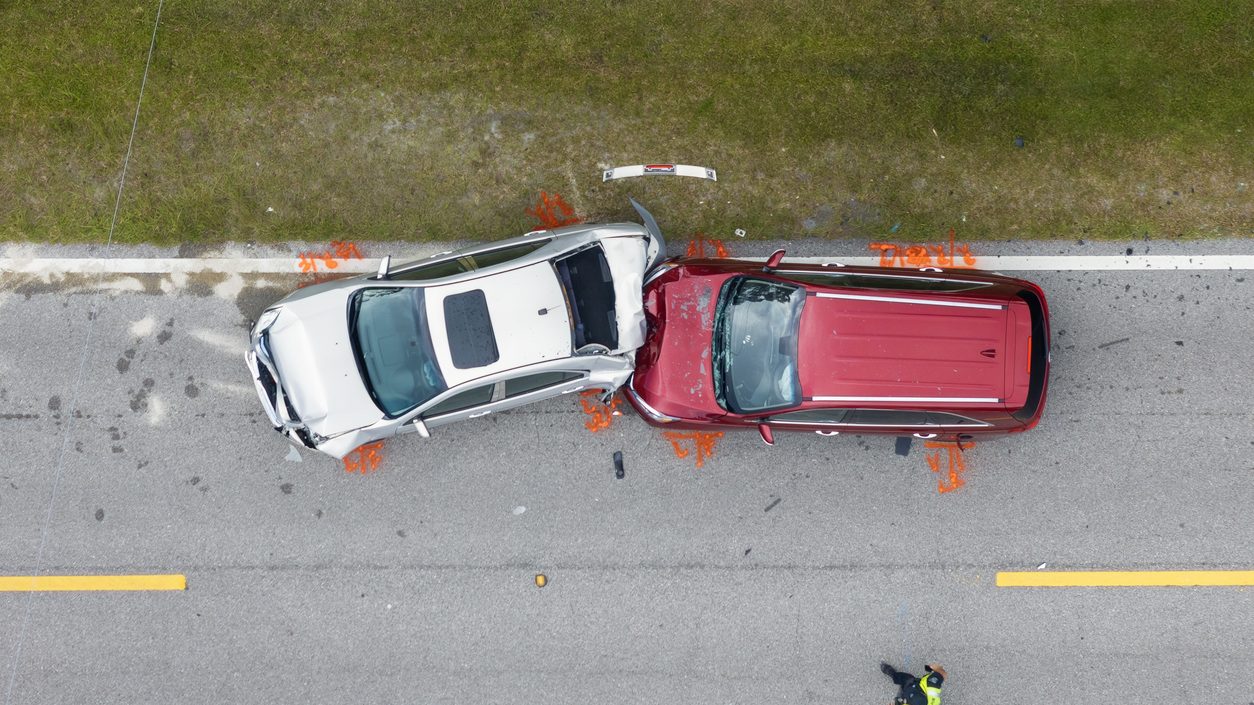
<box><xmin>602</xmin><ymin>164</ymin><xmax>717</xmax><ymax>182</ymax></box>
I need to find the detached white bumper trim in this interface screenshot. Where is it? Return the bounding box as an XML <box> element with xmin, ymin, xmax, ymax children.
<box><xmin>602</xmin><ymin>164</ymin><xmax>717</xmax><ymax>182</ymax></box>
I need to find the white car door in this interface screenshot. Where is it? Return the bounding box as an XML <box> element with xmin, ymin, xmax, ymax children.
<box><xmin>407</xmin><ymin>371</ymin><xmax>589</xmax><ymax>434</ymax></box>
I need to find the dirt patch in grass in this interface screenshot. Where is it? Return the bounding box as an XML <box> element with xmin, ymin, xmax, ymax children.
<box><xmin>1</xmin><ymin>0</ymin><xmax>1251</xmax><ymax>245</ymax></box>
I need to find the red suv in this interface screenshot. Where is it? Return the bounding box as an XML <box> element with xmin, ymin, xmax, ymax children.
<box><xmin>624</xmin><ymin>252</ymin><xmax>1050</xmax><ymax>445</ymax></box>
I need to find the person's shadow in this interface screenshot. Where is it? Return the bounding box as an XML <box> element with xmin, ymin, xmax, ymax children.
<box><xmin>880</xmin><ymin>662</ymin><xmax>915</xmax><ymax>700</ymax></box>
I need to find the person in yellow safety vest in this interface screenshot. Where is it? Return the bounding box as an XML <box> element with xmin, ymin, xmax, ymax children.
<box><xmin>880</xmin><ymin>662</ymin><xmax>947</xmax><ymax>705</ymax></box>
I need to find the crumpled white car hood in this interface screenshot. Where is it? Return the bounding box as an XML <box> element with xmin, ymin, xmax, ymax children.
<box><xmin>266</xmin><ymin>289</ymin><xmax>382</xmax><ymax>440</ymax></box>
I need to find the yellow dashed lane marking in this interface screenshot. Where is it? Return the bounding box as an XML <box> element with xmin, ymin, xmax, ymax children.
<box><xmin>997</xmin><ymin>570</ymin><xmax>1254</xmax><ymax>587</ymax></box>
<box><xmin>0</xmin><ymin>575</ymin><xmax>186</xmax><ymax>592</ymax></box>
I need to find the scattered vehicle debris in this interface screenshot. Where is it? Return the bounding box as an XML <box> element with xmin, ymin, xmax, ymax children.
<box><xmin>602</xmin><ymin>163</ymin><xmax>717</xmax><ymax>182</ymax></box>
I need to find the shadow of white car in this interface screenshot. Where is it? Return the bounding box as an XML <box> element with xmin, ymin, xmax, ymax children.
<box><xmin>245</xmin><ymin>199</ymin><xmax>666</xmax><ymax>458</ymax></box>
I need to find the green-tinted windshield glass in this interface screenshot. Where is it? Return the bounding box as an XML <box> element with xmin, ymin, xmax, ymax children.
<box><xmin>350</xmin><ymin>288</ymin><xmax>447</xmax><ymax>416</ymax></box>
<box><xmin>712</xmin><ymin>277</ymin><xmax>805</xmax><ymax>414</ymax></box>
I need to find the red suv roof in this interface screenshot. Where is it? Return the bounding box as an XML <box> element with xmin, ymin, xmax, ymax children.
<box><xmin>628</xmin><ymin>259</ymin><xmax>1050</xmax><ymax>439</ymax></box>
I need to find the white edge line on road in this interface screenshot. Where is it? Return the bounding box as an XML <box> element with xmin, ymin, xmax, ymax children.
<box><xmin>2</xmin><ymin>254</ymin><xmax>1254</xmax><ymax>275</ymax></box>
<box><xmin>0</xmin><ymin>258</ymin><xmax>375</xmax><ymax>275</ymax></box>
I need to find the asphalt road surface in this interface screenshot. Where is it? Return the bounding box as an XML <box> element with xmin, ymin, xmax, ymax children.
<box><xmin>1</xmin><ymin>241</ymin><xmax>1252</xmax><ymax>704</ymax></box>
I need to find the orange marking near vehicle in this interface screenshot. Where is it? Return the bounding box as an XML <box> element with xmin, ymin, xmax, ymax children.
<box><xmin>579</xmin><ymin>390</ymin><xmax>622</xmax><ymax>432</ymax></box>
<box><xmin>296</xmin><ymin>240</ymin><xmax>364</xmax><ymax>275</ymax></box>
<box><xmin>343</xmin><ymin>441</ymin><xmax>384</xmax><ymax>474</ymax></box>
<box><xmin>662</xmin><ymin>430</ymin><xmax>724</xmax><ymax>468</ymax></box>
<box><xmin>869</xmin><ymin>229</ymin><xmax>977</xmax><ymax>269</ymax></box>
<box><xmin>330</xmin><ymin>240</ymin><xmax>362</xmax><ymax>260</ymax></box>
<box><xmin>685</xmin><ymin>235</ymin><xmax>731</xmax><ymax>258</ymax></box>
<box><xmin>924</xmin><ymin>440</ymin><xmax>975</xmax><ymax>493</ymax></box>
<box><xmin>526</xmin><ymin>191</ymin><xmax>582</xmax><ymax>228</ymax></box>
<box><xmin>297</xmin><ymin>251</ymin><xmax>336</xmax><ymax>273</ymax></box>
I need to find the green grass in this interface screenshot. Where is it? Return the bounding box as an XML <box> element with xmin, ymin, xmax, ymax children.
<box><xmin>1</xmin><ymin>0</ymin><xmax>1251</xmax><ymax>245</ymax></box>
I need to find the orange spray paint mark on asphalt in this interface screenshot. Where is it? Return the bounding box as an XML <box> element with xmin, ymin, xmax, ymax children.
<box><xmin>924</xmin><ymin>440</ymin><xmax>975</xmax><ymax>493</ymax></box>
<box><xmin>579</xmin><ymin>390</ymin><xmax>622</xmax><ymax>432</ymax></box>
<box><xmin>297</xmin><ymin>251</ymin><xmax>338</xmax><ymax>273</ymax></box>
<box><xmin>296</xmin><ymin>240</ymin><xmax>365</xmax><ymax>286</ymax></box>
<box><xmin>297</xmin><ymin>240</ymin><xmax>364</xmax><ymax>273</ymax></box>
<box><xmin>869</xmin><ymin>229</ymin><xmax>977</xmax><ymax>269</ymax></box>
<box><xmin>685</xmin><ymin>235</ymin><xmax>731</xmax><ymax>258</ymax></box>
<box><xmin>662</xmin><ymin>431</ymin><xmax>724</xmax><ymax>468</ymax></box>
<box><xmin>526</xmin><ymin>191</ymin><xmax>582</xmax><ymax>228</ymax></box>
<box><xmin>343</xmin><ymin>441</ymin><xmax>384</xmax><ymax>474</ymax></box>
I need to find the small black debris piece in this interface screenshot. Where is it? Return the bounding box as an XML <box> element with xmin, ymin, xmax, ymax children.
<box><xmin>895</xmin><ymin>436</ymin><xmax>913</xmax><ymax>456</ymax></box>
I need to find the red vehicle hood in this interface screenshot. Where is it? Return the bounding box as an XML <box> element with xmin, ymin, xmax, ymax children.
<box><xmin>798</xmin><ymin>293</ymin><xmax>1022</xmax><ymax>404</ymax></box>
<box><xmin>632</xmin><ymin>272</ymin><xmax>732</xmax><ymax>419</ymax></box>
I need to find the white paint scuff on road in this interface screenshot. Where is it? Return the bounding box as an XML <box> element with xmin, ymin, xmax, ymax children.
<box><xmin>146</xmin><ymin>395</ymin><xmax>166</xmax><ymax>426</ymax></box>
<box><xmin>189</xmin><ymin>329</ymin><xmax>250</xmax><ymax>357</ymax></box>
<box><xmin>129</xmin><ymin>317</ymin><xmax>155</xmax><ymax>337</ymax></box>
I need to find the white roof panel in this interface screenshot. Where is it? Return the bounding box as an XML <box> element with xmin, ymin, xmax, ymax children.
<box><xmin>425</xmin><ymin>262</ymin><xmax>572</xmax><ymax>387</ymax></box>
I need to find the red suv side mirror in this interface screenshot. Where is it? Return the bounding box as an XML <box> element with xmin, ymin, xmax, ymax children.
<box><xmin>763</xmin><ymin>249</ymin><xmax>786</xmax><ymax>271</ymax></box>
<box><xmin>757</xmin><ymin>422</ymin><xmax>775</xmax><ymax>446</ymax></box>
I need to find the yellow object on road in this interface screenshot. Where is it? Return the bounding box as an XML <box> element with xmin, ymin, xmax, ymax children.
<box><xmin>0</xmin><ymin>575</ymin><xmax>186</xmax><ymax>591</ymax></box>
<box><xmin>996</xmin><ymin>570</ymin><xmax>1254</xmax><ymax>587</ymax></box>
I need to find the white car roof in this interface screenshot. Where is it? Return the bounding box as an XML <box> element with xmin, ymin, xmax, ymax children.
<box><xmin>424</xmin><ymin>261</ymin><xmax>572</xmax><ymax>389</ymax></box>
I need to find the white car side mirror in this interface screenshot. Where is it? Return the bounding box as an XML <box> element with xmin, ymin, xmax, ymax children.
<box><xmin>411</xmin><ymin>418</ymin><xmax>430</xmax><ymax>438</ymax></box>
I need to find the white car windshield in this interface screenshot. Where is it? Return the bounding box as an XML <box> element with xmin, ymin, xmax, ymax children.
<box><xmin>350</xmin><ymin>287</ymin><xmax>448</xmax><ymax>416</ymax></box>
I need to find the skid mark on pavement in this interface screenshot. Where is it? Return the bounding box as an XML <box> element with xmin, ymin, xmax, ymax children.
<box><xmin>924</xmin><ymin>440</ymin><xmax>976</xmax><ymax>493</ymax></box>
<box><xmin>189</xmin><ymin>329</ymin><xmax>249</xmax><ymax>357</ymax></box>
<box><xmin>343</xmin><ymin>441</ymin><xmax>384</xmax><ymax>474</ymax></box>
<box><xmin>662</xmin><ymin>431</ymin><xmax>724</xmax><ymax>468</ymax></box>
<box><xmin>870</xmin><ymin>228</ymin><xmax>978</xmax><ymax>269</ymax></box>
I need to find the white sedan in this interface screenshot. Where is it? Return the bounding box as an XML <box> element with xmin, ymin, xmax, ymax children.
<box><xmin>245</xmin><ymin>200</ymin><xmax>666</xmax><ymax>458</ymax></box>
